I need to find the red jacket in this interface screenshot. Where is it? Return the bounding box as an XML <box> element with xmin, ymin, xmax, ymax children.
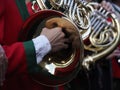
<box><xmin>0</xmin><ymin>0</ymin><xmax>64</xmax><ymax>90</ymax></box>
<box><xmin>112</xmin><ymin>45</ymin><xmax>120</xmax><ymax>79</ymax></box>
<box><xmin>112</xmin><ymin>58</ymin><xmax>120</xmax><ymax>78</ymax></box>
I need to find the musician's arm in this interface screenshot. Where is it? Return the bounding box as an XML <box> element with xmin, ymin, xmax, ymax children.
<box><xmin>1</xmin><ymin>27</ymin><xmax>67</xmax><ymax>75</ymax></box>
<box><xmin>2</xmin><ymin>37</ymin><xmax>51</xmax><ymax>75</ymax></box>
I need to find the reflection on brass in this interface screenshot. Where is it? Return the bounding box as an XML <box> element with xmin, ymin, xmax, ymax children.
<box><xmin>29</xmin><ymin>0</ymin><xmax>120</xmax><ymax>86</ymax></box>
<box><xmin>23</xmin><ymin>10</ymin><xmax>84</xmax><ymax>87</ymax></box>
<box><xmin>33</xmin><ymin>16</ymin><xmax>83</xmax><ymax>68</ymax></box>
<box><xmin>32</xmin><ymin>0</ymin><xmax>92</xmax><ymax>40</ymax></box>
<box><xmin>82</xmin><ymin>2</ymin><xmax>120</xmax><ymax>69</ymax></box>
<box><xmin>39</xmin><ymin>17</ymin><xmax>81</xmax><ymax>68</ymax></box>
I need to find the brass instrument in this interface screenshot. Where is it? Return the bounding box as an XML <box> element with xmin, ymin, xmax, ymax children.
<box><xmin>31</xmin><ymin>0</ymin><xmax>120</xmax><ymax>69</ymax></box>
<box><xmin>82</xmin><ymin>2</ymin><xmax>120</xmax><ymax>69</ymax></box>
<box><xmin>21</xmin><ymin>10</ymin><xmax>84</xmax><ymax>86</ymax></box>
<box><xmin>21</xmin><ymin>0</ymin><xmax>120</xmax><ymax>87</ymax></box>
<box><xmin>32</xmin><ymin>0</ymin><xmax>92</xmax><ymax>40</ymax></box>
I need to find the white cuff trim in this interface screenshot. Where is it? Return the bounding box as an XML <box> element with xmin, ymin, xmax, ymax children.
<box><xmin>32</xmin><ymin>35</ymin><xmax>51</xmax><ymax>64</ymax></box>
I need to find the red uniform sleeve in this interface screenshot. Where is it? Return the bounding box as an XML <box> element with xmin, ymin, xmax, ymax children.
<box><xmin>3</xmin><ymin>42</ymin><xmax>27</xmax><ymax>75</ymax></box>
<box><xmin>0</xmin><ymin>0</ymin><xmax>40</xmax><ymax>76</ymax></box>
<box><xmin>2</xmin><ymin>40</ymin><xmax>39</xmax><ymax>76</ymax></box>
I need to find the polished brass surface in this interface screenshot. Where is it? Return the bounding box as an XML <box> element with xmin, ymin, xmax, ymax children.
<box><xmin>22</xmin><ymin>10</ymin><xmax>84</xmax><ymax>87</ymax></box>
<box><xmin>38</xmin><ymin>17</ymin><xmax>83</xmax><ymax>69</ymax></box>
<box><xmin>32</xmin><ymin>0</ymin><xmax>92</xmax><ymax>40</ymax></box>
<box><xmin>30</xmin><ymin>0</ymin><xmax>120</xmax><ymax>85</ymax></box>
<box><xmin>32</xmin><ymin>0</ymin><xmax>120</xmax><ymax>69</ymax></box>
<box><xmin>35</xmin><ymin>16</ymin><xmax>84</xmax><ymax>86</ymax></box>
<box><xmin>82</xmin><ymin>2</ymin><xmax>120</xmax><ymax>69</ymax></box>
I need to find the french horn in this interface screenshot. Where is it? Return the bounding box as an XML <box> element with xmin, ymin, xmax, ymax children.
<box><xmin>20</xmin><ymin>10</ymin><xmax>84</xmax><ymax>86</ymax></box>
<box><xmin>31</xmin><ymin>0</ymin><xmax>120</xmax><ymax>70</ymax></box>
<box><xmin>19</xmin><ymin>0</ymin><xmax>120</xmax><ymax>87</ymax></box>
<box><xmin>32</xmin><ymin>0</ymin><xmax>92</xmax><ymax>40</ymax></box>
<box><xmin>81</xmin><ymin>1</ymin><xmax>120</xmax><ymax>69</ymax></box>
